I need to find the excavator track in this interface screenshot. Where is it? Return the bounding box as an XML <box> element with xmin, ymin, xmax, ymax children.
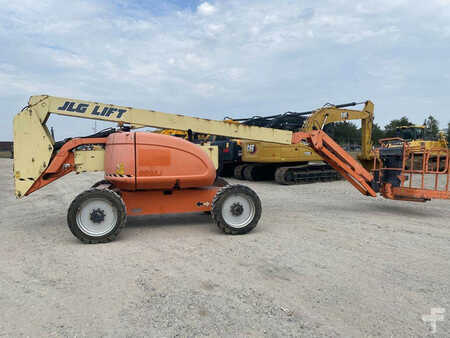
<box><xmin>233</xmin><ymin>164</ymin><xmax>247</xmax><ymax>180</ymax></box>
<box><xmin>274</xmin><ymin>164</ymin><xmax>341</xmax><ymax>185</ymax></box>
<box><xmin>233</xmin><ymin>162</ymin><xmax>342</xmax><ymax>185</ymax></box>
<box><xmin>242</xmin><ymin>165</ymin><xmax>276</xmax><ymax>181</ymax></box>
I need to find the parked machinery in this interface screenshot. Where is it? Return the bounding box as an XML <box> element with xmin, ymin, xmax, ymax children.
<box><xmin>13</xmin><ymin>96</ymin><xmax>449</xmax><ymax>243</ymax></box>
<box><xmin>395</xmin><ymin>125</ymin><xmax>448</xmax><ymax>149</ymax></box>
<box><xmin>234</xmin><ymin>101</ymin><xmax>374</xmax><ymax>184</ymax></box>
<box><xmin>390</xmin><ymin>125</ymin><xmax>449</xmax><ymax>171</ymax></box>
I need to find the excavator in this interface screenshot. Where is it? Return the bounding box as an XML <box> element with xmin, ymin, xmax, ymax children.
<box><xmin>385</xmin><ymin>125</ymin><xmax>448</xmax><ymax>172</ymax></box>
<box><xmin>13</xmin><ymin>95</ymin><xmax>449</xmax><ymax>243</ymax></box>
<box><xmin>234</xmin><ymin>101</ymin><xmax>374</xmax><ymax>184</ymax></box>
<box><xmin>395</xmin><ymin>125</ymin><xmax>448</xmax><ymax>149</ymax></box>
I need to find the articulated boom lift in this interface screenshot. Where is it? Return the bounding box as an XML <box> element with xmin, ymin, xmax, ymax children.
<box><xmin>13</xmin><ymin>95</ymin><xmax>449</xmax><ymax>243</ymax></box>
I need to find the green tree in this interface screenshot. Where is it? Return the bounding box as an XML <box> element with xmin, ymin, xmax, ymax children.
<box><xmin>323</xmin><ymin>122</ymin><xmax>361</xmax><ymax>145</ymax></box>
<box><xmin>423</xmin><ymin>115</ymin><xmax>439</xmax><ymax>139</ymax></box>
<box><xmin>447</xmin><ymin>122</ymin><xmax>450</xmax><ymax>144</ymax></box>
<box><xmin>384</xmin><ymin>116</ymin><xmax>413</xmax><ymax>137</ymax></box>
<box><xmin>371</xmin><ymin>123</ymin><xmax>385</xmax><ymax>144</ymax></box>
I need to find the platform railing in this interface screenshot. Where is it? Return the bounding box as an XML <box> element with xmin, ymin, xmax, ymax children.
<box><xmin>372</xmin><ymin>138</ymin><xmax>449</xmax><ymax>196</ymax></box>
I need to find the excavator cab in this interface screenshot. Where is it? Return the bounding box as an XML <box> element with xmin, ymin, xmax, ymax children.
<box><xmin>395</xmin><ymin>125</ymin><xmax>425</xmax><ymax>141</ymax></box>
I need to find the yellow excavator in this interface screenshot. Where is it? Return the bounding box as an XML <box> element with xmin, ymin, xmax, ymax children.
<box><xmin>235</xmin><ymin>101</ymin><xmax>374</xmax><ymax>184</ymax></box>
<box><xmin>388</xmin><ymin>125</ymin><xmax>448</xmax><ymax>172</ymax></box>
<box><xmin>395</xmin><ymin>125</ymin><xmax>448</xmax><ymax>149</ymax></box>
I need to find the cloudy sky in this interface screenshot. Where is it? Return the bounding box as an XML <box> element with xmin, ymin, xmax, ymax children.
<box><xmin>1</xmin><ymin>0</ymin><xmax>449</xmax><ymax>140</ymax></box>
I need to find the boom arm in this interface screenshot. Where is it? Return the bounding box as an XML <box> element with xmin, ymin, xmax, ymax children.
<box><xmin>14</xmin><ymin>95</ymin><xmax>293</xmax><ymax>197</ymax></box>
<box><xmin>293</xmin><ymin>130</ymin><xmax>377</xmax><ymax>197</ymax></box>
<box><xmin>26</xmin><ymin>95</ymin><xmax>293</xmax><ymax>143</ymax></box>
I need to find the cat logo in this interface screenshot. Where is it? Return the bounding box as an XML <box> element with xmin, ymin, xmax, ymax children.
<box><xmin>341</xmin><ymin>112</ymin><xmax>349</xmax><ymax>120</ymax></box>
<box><xmin>246</xmin><ymin>144</ymin><xmax>256</xmax><ymax>153</ymax></box>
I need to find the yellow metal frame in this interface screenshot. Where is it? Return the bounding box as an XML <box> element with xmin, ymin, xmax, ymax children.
<box><xmin>74</xmin><ymin>148</ymin><xmax>105</xmax><ymax>173</ymax></box>
<box><xmin>198</xmin><ymin>144</ymin><xmax>219</xmax><ymax>169</ymax></box>
<box><xmin>29</xmin><ymin>95</ymin><xmax>293</xmax><ymax>143</ymax></box>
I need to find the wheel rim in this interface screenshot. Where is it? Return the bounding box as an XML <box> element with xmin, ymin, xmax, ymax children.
<box><xmin>221</xmin><ymin>193</ymin><xmax>256</xmax><ymax>228</ymax></box>
<box><xmin>76</xmin><ymin>198</ymin><xmax>118</xmax><ymax>237</ymax></box>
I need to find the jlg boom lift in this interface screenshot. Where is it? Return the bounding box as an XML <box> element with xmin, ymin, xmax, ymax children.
<box><xmin>13</xmin><ymin>95</ymin><xmax>450</xmax><ymax>243</ymax></box>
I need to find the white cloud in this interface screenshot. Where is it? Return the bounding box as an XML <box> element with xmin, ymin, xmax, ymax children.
<box><xmin>197</xmin><ymin>2</ymin><xmax>217</xmax><ymax>16</ymax></box>
<box><xmin>0</xmin><ymin>0</ymin><xmax>449</xmax><ymax>139</ymax></box>
<box><xmin>194</xmin><ymin>82</ymin><xmax>216</xmax><ymax>97</ymax></box>
<box><xmin>51</xmin><ymin>52</ymin><xmax>90</xmax><ymax>69</ymax></box>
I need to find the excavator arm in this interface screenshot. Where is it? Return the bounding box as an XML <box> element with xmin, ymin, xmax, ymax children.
<box><xmin>301</xmin><ymin>101</ymin><xmax>374</xmax><ymax>162</ymax></box>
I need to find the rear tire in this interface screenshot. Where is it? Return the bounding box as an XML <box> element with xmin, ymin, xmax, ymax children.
<box><xmin>67</xmin><ymin>188</ymin><xmax>126</xmax><ymax>244</ymax></box>
<box><xmin>211</xmin><ymin>184</ymin><xmax>261</xmax><ymax>235</ymax></box>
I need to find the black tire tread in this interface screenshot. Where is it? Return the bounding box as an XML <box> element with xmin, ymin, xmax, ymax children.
<box><xmin>91</xmin><ymin>179</ymin><xmax>112</xmax><ymax>189</ymax></box>
<box><xmin>213</xmin><ymin>177</ymin><xmax>230</xmax><ymax>187</ymax></box>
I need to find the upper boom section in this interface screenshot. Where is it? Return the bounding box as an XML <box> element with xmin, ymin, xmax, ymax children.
<box><xmin>13</xmin><ymin>95</ymin><xmax>292</xmax><ymax>197</ymax></box>
<box><xmin>28</xmin><ymin>95</ymin><xmax>293</xmax><ymax>145</ymax></box>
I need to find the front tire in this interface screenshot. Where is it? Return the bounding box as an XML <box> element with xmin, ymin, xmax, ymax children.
<box><xmin>211</xmin><ymin>184</ymin><xmax>261</xmax><ymax>235</ymax></box>
<box><xmin>91</xmin><ymin>179</ymin><xmax>112</xmax><ymax>189</ymax></box>
<box><xmin>67</xmin><ymin>188</ymin><xmax>126</xmax><ymax>244</ymax></box>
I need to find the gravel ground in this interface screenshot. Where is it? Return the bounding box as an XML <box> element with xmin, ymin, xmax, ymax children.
<box><xmin>0</xmin><ymin>158</ymin><xmax>449</xmax><ymax>337</ymax></box>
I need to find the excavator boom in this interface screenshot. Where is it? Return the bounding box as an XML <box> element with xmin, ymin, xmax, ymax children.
<box><xmin>301</xmin><ymin>101</ymin><xmax>374</xmax><ymax>161</ymax></box>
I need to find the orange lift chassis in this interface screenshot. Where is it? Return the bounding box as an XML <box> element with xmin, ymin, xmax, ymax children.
<box><xmin>13</xmin><ymin>95</ymin><xmax>450</xmax><ymax>243</ymax></box>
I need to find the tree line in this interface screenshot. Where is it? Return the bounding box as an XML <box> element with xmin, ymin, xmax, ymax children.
<box><xmin>323</xmin><ymin>115</ymin><xmax>450</xmax><ymax>146</ymax></box>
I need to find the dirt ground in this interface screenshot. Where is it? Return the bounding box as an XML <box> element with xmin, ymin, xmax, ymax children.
<box><xmin>0</xmin><ymin>158</ymin><xmax>449</xmax><ymax>337</ymax></box>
